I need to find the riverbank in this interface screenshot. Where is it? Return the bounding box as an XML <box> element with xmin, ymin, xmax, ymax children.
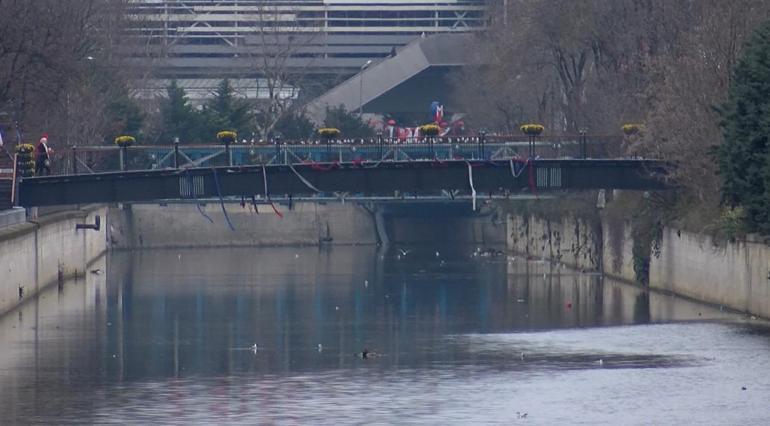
<box><xmin>2</xmin><ymin>196</ymin><xmax>766</xmax><ymax>320</ymax></box>
<box><xmin>506</xmin><ymin>195</ymin><xmax>770</xmax><ymax>319</ymax></box>
<box><xmin>0</xmin><ymin>205</ymin><xmax>107</xmax><ymax>316</ymax></box>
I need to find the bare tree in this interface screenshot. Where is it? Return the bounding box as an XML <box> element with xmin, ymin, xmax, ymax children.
<box><xmin>0</xmin><ymin>0</ymin><xmax>138</xmax><ymax>146</ymax></box>
<box><xmin>639</xmin><ymin>0</ymin><xmax>770</xmax><ymax>206</ymax></box>
<box><xmin>452</xmin><ymin>0</ymin><xmax>770</xmax><ymax>229</ymax></box>
<box><xmin>245</xmin><ymin>3</ymin><xmax>323</xmax><ymax>140</ymax></box>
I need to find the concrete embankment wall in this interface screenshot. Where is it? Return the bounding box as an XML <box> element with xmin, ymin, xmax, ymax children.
<box><xmin>507</xmin><ymin>212</ymin><xmax>770</xmax><ymax>318</ymax></box>
<box><xmin>507</xmin><ymin>214</ymin><xmax>604</xmax><ymax>271</ymax></box>
<box><xmin>0</xmin><ymin>206</ymin><xmax>107</xmax><ymax>316</ymax></box>
<box><xmin>108</xmin><ymin>202</ymin><xmax>378</xmax><ymax>249</ymax></box>
<box><xmin>650</xmin><ymin>229</ymin><xmax>770</xmax><ymax>318</ymax></box>
<box><xmin>108</xmin><ymin>201</ymin><xmax>506</xmax><ymax>249</ymax></box>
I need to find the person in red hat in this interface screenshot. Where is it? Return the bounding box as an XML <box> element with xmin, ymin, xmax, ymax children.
<box><xmin>35</xmin><ymin>135</ymin><xmax>53</xmax><ymax>176</ymax></box>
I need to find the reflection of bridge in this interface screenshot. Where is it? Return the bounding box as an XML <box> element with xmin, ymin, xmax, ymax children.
<box><xmin>18</xmin><ymin>158</ymin><xmax>667</xmax><ymax>207</ymax></box>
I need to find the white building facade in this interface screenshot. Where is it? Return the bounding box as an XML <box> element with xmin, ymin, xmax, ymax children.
<box><xmin>127</xmin><ymin>0</ymin><xmax>488</xmax><ymax>77</ymax></box>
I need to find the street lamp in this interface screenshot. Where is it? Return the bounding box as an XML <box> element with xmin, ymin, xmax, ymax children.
<box><xmin>359</xmin><ymin>60</ymin><xmax>372</xmax><ymax>117</ymax></box>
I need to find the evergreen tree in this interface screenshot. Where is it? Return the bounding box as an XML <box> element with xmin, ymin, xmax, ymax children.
<box><xmin>105</xmin><ymin>87</ymin><xmax>144</xmax><ymax>143</ymax></box>
<box><xmin>159</xmin><ymin>80</ymin><xmax>201</xmax><ymax>143</ymax></box>
<box><xmin>323</xmin><ymin>105</ymin><xmax>374</xmax><ymax>138</ymax></box>
<box><xmin>274</xmin><ymin>110</ymin><xmax>315</xmax><ymax>140</ymax></box>
<box><xmin>718</xmin><ymin>20</ymin><xmax>770</xmax><ymax>234</ymax></box>
<box><xmin>205</xmin><ymin>79</ymin><xmax>253</xmax><ymax>138</ymax></box>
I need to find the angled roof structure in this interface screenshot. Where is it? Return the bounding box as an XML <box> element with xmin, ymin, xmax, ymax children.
<box><xmin>305</xmin><ymin>33</ymin><xmax>481</xmax><ymax>123</ymax></box>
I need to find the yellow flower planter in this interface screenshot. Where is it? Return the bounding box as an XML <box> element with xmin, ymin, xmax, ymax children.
<box><xmin>419</xmin><ymin>124</ymin><xmax>440</xmax><ymax>136</ymax></box>
<box><xmin>622</xmin><ymin>124</ymin><xmax>643</xmax><ymax>136</ymax></box>
<box><xmin>114</xmin><ymin>135</ymin><xmax>136</xmax><ymax>147</ymax></box>
<box><xmin>15</xmin><ymin>143</ymin><xmax>35</xmax><ymax>154</ymax></box>
<box><xmin>318</xmin><ymin>128</ymin><xmax>341</xmax><ymax>138</ymax></box>
<box><xmin>520</xmin><ymin>124</ymin><xmax>545</xmax><ymax>136</ymax></box>
<box><xmin>217</xmin><ymin>130</ymin><xmax>237</xmax><ymax>143</ymax></box>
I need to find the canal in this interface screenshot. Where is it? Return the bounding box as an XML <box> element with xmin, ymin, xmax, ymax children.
<box><xmin>1</xmin><ymin>246</ymin><xmax>768</xmax><ymax>424</ymax></box>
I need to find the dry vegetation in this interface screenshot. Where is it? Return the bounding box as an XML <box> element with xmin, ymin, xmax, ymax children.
<box><xmin>0</xmin><ymin>0</ymin><xmax>141</xmax><ymax>146</ymax></box>
<box><xmin>453</xmin><ymin>0</ymin><xmax>770</xmax><ymax>231</ymax></box>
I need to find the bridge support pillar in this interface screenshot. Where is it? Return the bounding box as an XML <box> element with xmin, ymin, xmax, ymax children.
<box><xmin>374</xmin><ymin>207</ymin><xmax>390</xmax><ymax>248</ymax></box>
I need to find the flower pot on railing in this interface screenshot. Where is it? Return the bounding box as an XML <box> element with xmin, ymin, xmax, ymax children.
<box><xmin>114</xmin><ymin>135</ymin><xmax>135</xmax><ymax>148</ymax></box>
<box><xmin>217</xmin><ymin>131</ymin><xmax>237</xmax><ymax>166</ymax></box>
<box><xmin>620</xmin><ymin>124</ymin><xmax>643</xmax><ymax>158</ymax></box>
<box><xmin>520</xmin><ymin>124</ymin><xmax>544</xmax><ymax>136</ymax></box>
<box><xmin>114</xmin><ymin>136</ymin><xmax>136</xmax><ymax>171</ymax></box>
<box><xmin>217</xmin><ymin>130</ymin><xmax>237</xmax><ymax>144</ymax></box>
<box><xmin>318</xmin><ymin>128</ymin><xmax>340</xmax><ymax>159</ymax></box>
<box><xmin>419</xmin><ymin>124</ymin><xmax>440</xmax><ymax>156</ymax></box>
<box><xmin>621</xmin><ymin>124</ymin><xmax>643</xmax><ymax>136</ymax></box>
<box><xmin>15</xmin><ymin>144</ymin><xmax>36</xmax><ymax>177</ymax></box>
<box><xmin>318</xmin><ymin>128</ymin><xmax>340</xmax><ymax>140</ymax></box>
<box><xmin>520</xmin><ymin>124</ymin><xmax>544</xmax><ymax>156</ymax></box>
<box><xmin>419</xmin><ymin>124</ymin><xmax>440</xmax><ymax>137</ymax></box>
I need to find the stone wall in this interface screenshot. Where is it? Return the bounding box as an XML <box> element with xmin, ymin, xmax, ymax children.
<box><xmin>650</xmin><ymin>229</ymin><xmax>770</xmax><ymax>317</ymax></box>
<box><xmin>0</xmin><ymin>206</ymin><xmax>107</xmax><ymax>316</ymax></box>
<box><xmin>507</xmin><ymin>214</ymin><xmax>603</xmax><ymax>271</ymax></box>
<box><xmin>506</xmin><ymin>211</ymin><xmax>770</xmax><ymax>318</ymax></box>
<box><xmin>109</xmin><ymin>201</ymin><xmax>506</xmax><ymax>249</ymax></box>
<box><xmin>108</xmin><ymin>202</ymin><xmax>378</xmax><ymax>249</ymax></box>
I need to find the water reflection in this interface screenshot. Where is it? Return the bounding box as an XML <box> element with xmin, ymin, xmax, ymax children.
<box><xmin>1</xmin><ymin>246</ymin><xmax>768</xmax><ymax>425</ymax></box>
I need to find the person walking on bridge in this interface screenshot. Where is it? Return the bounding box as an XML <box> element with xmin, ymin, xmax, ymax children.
<box><xmin>35</xmin><ymin>135</ymin><xmax>52</xmax><ymax>176</ymax></box>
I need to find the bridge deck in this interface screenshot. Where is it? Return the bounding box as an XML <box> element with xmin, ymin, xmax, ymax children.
<box><xmin>18</xmin><ymin>159</ymin><xmax>667</xmax><ymax>207</ymax></box>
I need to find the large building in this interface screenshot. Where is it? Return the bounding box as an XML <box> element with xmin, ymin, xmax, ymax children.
<box><xmin>127</xmin><ymin>0</ymin><xmax>488</xmax><ymax>78</ymax></box>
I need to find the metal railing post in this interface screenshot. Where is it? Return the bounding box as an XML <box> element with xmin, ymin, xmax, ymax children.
<box><xmin>529</xmin><ymin>135</ymin><xmax>535</xmax><ymax>157</ymax></box>
<box><xmin>11</xmin><ymin>153</ymin><xmax>17</xmax><ymax>206</ymax></box>
<box><xmin>173</xmin><ymin>138</ymin><xmax>180</xmax><ymax>169</ymax></box>
<box><xmin>479</xmin><ymin>130</ymin><xmax>486</xmax><ymax>159</ymax></box>
<box><xmin>120</xmin><ymin>146</ymin><xmax>126</xmax><ymax>171</ymax></box>
<box><xmin>72</xmin><ymin>146</ymin><xmax>78</xmax><ymax>175</ymax></box>
<box><xmin>274</xmin><ymin>136</ymin><xmax>281</xmax><ymax>165</ymax></box>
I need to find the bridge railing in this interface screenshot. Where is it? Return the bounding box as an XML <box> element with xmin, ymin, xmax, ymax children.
<box><xmin>44</xmin><ymin>134</ymin><xmax>624</xmax><ymax>176</ymax></box>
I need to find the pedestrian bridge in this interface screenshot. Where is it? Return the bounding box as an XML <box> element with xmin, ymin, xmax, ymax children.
<box><xmin>17</xmin><ymin>159</ymin><xmax>667</xmax><ymax>207</ymax></box>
